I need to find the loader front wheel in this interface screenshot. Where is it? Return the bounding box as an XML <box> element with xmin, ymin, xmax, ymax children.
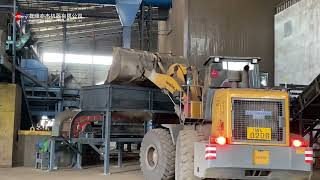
<box><xmin>140</xmin><ymin>129</ymin><xmax>175</xmax><ymax>180</ymax></box>
<box><xmin>175</xmin><ymin>126</ymin><xmax>205</xmax><ymax>180</ymax></box>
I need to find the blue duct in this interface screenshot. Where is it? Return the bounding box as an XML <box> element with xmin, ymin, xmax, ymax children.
<box><xmin>116</xmin><ymin>0</ymin><xmax>142</xmax><ymax>48</ymax></box>
<box><xmin>143</xmin><ymin>0</ymin><xmax>171</xmax><ymax>8</ymax></box>
<box><xmin>40</xmin><ymin>0</ymin><xmax>172</xmax><ymax>8</ymax></box>
<box><xmin>39</xmin><ymin>0</ymin><xmax>172</xmax><ymax>48</ymax></box>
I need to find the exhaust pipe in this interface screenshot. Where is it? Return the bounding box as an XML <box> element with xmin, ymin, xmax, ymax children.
<box><xmin>241</xmin><ymin>65</ymin><xmax>250</xmax><ymax>88</ymax></box>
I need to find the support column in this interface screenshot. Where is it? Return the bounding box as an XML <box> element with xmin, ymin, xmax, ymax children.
<box><xmin>60</xmin><ymin>21</ymin><xmax>67</xmax><ymax>88</ymax></box>
<box><xmin>75</xmin><ymin>143</ymin><xmax>82</xmax><ymax>169</ymax></box>
<box><xmin>139</xmin><ymin>3</ymin><xmax>145</xmax><ymax>50</ymax></box>
<box><xmin>299</xmin><ymin>112</ymin><xmax>303</xmax><ymax>136</ymax></box>
<box><xmin>144</xmin><ymin>120</ymin><xmax>148</xmax><ymax>134</ymax></box>
<box><xmin>104</xmin><ymin>111</ymin><xmax>112</xmax><ymax>175</ymax></box>
<box><xmin>11</xmin><ymin>0</ymin><xmax>16</xmax><ymax>83</ymax></box>
<box><xmin>91</xmin><ymin>31</ymin><xmax>96</xmax><ymax>85</ymax></box>
<box><xmin>146</xmin><ymin>5</ymin><xmax>152</xmax><ymax>51</ymax></box>
<box><xmin>117</xmin><ymin>143</ymin><xmax>123</xmax><ymax>168</ymax></box>
<box><xmin>127</xmin><ymin>143</ymin><xmax>132</xmax><ymax>152</ymax></box>
<box><xmin>59</xmin><ymin>20</ymin><xmax>67</xmax><ymax>112</ymax></box>
<box><xmin>49</xmin><ymin>138</ymin><xmax>56</xmax><ymax>171</ymax></box>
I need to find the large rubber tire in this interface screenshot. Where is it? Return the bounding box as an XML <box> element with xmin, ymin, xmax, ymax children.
<box><xmin>175</xmin><ymin>126</ymin><xmax>205</xmax><ymax>180</ymax></box>
<box><xmin>140</xmin><ymin>129</ymin><xmax>175</xmax><ymax>180</ymax></box>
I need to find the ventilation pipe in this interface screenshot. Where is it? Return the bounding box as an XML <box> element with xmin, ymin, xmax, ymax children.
<box><xmin>241</xmin><ymin>65</ymin><xmax>250</xmax><ymax>88</ymax></box>
<box><xmin>116</xmin><ymin>0</ymin><xmax>142</xmax><ymax>48</ymax></box>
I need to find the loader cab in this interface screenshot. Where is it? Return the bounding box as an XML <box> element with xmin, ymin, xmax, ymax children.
<box><xmin>203</xmin><ymin>56</ymin><xmax>262</xmax><ymax>121</ymax></box>
<box><xmin>204</xmin><ymin>56</ymin><xmax>261</xmax><ymax>89</ymax></box>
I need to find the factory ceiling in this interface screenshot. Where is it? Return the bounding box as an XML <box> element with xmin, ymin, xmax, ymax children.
<box><xmin>0</xmin><ymin>0</ymin><xmax>290</xmax><ymax>55</ymax></box>
<box><xmin>0</xmin><ymin>0</ymin><xmax>164</xmax><ymax>54</ymax></box>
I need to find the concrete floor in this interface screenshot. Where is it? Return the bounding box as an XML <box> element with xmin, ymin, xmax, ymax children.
<box><xmin>0</xmin><ymin>166</ymin><xmax>144</xmax><ymax>180</ymax></box>
<box><xmin>1</xmin><ymin>166</ymin><xmax>320</xmax><ymax>180</ymax></box>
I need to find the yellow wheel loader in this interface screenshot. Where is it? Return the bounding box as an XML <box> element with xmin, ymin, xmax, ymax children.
<box><xmin>108</xmin><ymin>48</ymin><xmax>313</xmax><ymax>180</ymax></box>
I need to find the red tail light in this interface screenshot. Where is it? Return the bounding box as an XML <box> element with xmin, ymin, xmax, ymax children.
<box><xmin>292</xmin><ymin>139</ymin><xmax>303</xmax><ymax>148</ymax></box>
<box><xmin>215</xmin><ymin>136</ymin><xmax>227</xmax><ymax>145</ymax></box>
<box><xmin>290</xmin><ymin>134</ymin><xmax>308</xmax><ymax>147</ymax></box>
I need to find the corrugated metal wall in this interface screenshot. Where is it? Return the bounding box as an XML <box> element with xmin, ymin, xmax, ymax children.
<box><xmin>40</xmin><ymin>22</ymin><xmax>159</xmax><ymax>88</ymax></box>
<box><xmin>44</xmin><ymin>62</ymin><xmax>109</xmax><ymax>88</ymax></box>
<box><xmin>158</xmin><ymin>0</ymin><xmax>187</xmax><ymax>56</ymax></box>
<box><xmin>159</xmin><ymin>0</ymin><xmax>275</xmax><ymax>85</ymax></box>
<box><xmin>39</xmin><ymin>24</ymin><xmax>159</xmax><ymax>56</ymax></box>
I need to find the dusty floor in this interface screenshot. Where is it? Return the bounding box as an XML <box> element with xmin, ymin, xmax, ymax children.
<box><xmin>0</xmin><ymin>165</ymin><xmax>143</xmax><ymax>180</ymax></box>
<box><xmin>310</xmin><ymin>170</ymin><xmax>320</xmax><ymax>180</ymax></box>
<box><xmin>0</xmin><ymin>166</ymin><xmax>320</xmax><ymax>180</ymax></box>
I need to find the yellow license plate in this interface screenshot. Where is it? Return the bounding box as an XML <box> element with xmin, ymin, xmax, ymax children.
<box><xmin>247</xmin><ymin>127</ymin><xmax>271</xmax><ymax>141</ymax></box>
<box><xmin>253</xmin><ymin>150</ymin><xmax>270</xmax><ymax>165</ymax></box>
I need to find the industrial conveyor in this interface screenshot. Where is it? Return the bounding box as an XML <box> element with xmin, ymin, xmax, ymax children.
<box><xmin>290</xmin><ymin>74</ymin><xmax>320</xmax><ymax>146</ymax></box>
<box><xmin>49</xmin><ymin>84</ymin><xmax>177</xmax><ymax>174</ymax></box>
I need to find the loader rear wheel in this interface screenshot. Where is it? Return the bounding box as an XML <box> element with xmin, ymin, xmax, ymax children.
<box><xmin>175</xmin><ymin>126</ymin><xmax>205</xmax><ymax>180</ymax></box>
<box><xmin>140</xmin><ymin>129</ymin><xmax>175</xmax><ymax>180</ymax></box>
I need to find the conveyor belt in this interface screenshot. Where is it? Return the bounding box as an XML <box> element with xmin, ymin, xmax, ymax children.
<box><xmin>291</xmin><ymin>74</ymin><xmax>320</xmax><ymax>146</ymax></box>
<box><xmin>295</xmin><ymin>74</ymin><xmax>320</xmax><ymax>119</ymax></box>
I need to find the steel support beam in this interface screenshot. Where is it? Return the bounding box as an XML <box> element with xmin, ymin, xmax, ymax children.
<box><xmin>34</xmin><ymin>25</ymin><xmax>125</xmax><ymax>39</ymax></box>
<box><xmin>35</xmin><ymin>28</ymin><xmax>141</xmax><ymax>43</ymax></box>
<box><xmin>91</xmin><ymin>32</ymin><xmax>96</xmax><ymax>85</ymax></box>
<box><xmin>21</xmin><ymin>7</ymin><xmax>118</xmax><ymax>19</ymax></box>
<box><xmin>0</xmin><ymin>4</ymin><xmax>17</xmax><ymax>8</ymax></box>
<box><xmin>31</xmin><ymin>0</ymin><xmax>171</xmax><ymax>8</ymax></box>
<box><xmin>103</xmin><ymin>111</ymin><xmax>111</xmax><ymax>175</ymax></box>
<box><xmin>30</xmin><ymin>18</ymin><xmax>120</xmax><ymax>29</ymax></box>
<box><xmin>20</xmin><ymin>76</ymin><xmax>34</xmax><ymax>128</ymax></box>
<box><xmin>32</xmin><ymin>21</ymin><xmax>121</xmax><ymax>34</ymax></box>
<box><xmin>60</xmin><ymin>21</ymin><xmax>67</xmax><ymax>87</ymax></box>
<box><xmin>117</xmin><ymin>143</ymin><xmax>123</xmax><ymax>168</ymax></box>
<box><xmin>49</xmin><ymin>138</ymin><xmax>56</xmax><ymax>171</ymax></box>
<box><xmin>16</xmin><ymin>66</ymin><xmax>48</xmax><ymax>88</ymax></box>
<box><xmin>139</xmin><ymin>4</ymin><xmax>144</xmax><ymax>50</ymax></box>
<box><xmin>146</xmin><ymin>5</ymin><xmax>152</xmax><ymax>51</ymax></box>
<box><xmin>12</xmin><ymin>0</ymin><xmax>16</xmax><ymax>83</ymax></box>
<box><xmin>88</xmin><ymin>143</ymin><xmax>103</xmax><ymax>157</ymax></box>
<box><xmin>75</xmin><ymin>143</ymin><xmax>82</xmax><ymax>169</ymax></box>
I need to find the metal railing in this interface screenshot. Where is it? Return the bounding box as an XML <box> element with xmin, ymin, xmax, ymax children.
<box><xmin>276</xmin><ymin>0</ymin><xmax>302</xmax><ymax>14</ymax></box>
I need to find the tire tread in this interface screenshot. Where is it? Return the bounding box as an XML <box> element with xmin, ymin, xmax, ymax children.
<box><xmin>140</xmin><ymin>129</ymin><xmax>175</xmax><ymax>180</ymax></box>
